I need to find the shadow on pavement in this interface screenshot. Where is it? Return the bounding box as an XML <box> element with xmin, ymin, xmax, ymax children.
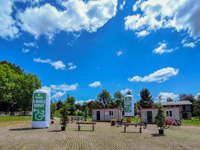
<box><xmin>48</xmin><ymin>130</ymin><xmax>63</xmax><ymax>132</ymax></box>
<box><xmin>9</xmin><ymin>128</ymin><xmax>33</xmax><ymax>131</ymax></box>
<box><xmin>9</xmin><ymin>128</ymin><xmax>46</xmax><ymax>131</ymax></box>
<box><xmin>152</xmin><ymin>133</ymin><xmax>165</xmax><ymax>137</ymax></box>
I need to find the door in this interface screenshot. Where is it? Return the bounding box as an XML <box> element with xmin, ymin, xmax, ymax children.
<box><xmin>147</xmin><ymin>111</ymin><xmax>152</xmax><ymax>123</ymax></box>
<box><xmin>182</xmin><ymin>113</ymin><xmax>187</xmax><ymax>119</ymax></box>
<box><xmin>97</xmin><ymin>111</ymin><xmax>100</xmax><ymax>121</ymax></box>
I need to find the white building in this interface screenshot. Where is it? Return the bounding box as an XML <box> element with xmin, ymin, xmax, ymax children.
<box><xmin>161</xmin><ymin>101</ymin><xmax>192</xmax><ymax>119</ymax></box>
<box><xmin>140</xmin><ymin>107</ymin><xmax>180</xmax><ymax>123</ymax></box>
<box><xmin>92</xmin><ymin>108</ymin><xmax>123</xmax><ymax>122</ymax></box>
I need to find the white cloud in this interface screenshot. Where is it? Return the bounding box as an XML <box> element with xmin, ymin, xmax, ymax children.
<box><xmin>119</xmin><ymin>1</ymin><xmax>126</xmax><ymax>10</ymax></box>
<box><xmin>158</xmin><ymin>92</ymin><xmax>179</xmax><ymax>101</ymax></box>
<box><xmin>42</xmin><ymin>86</ymin><xmax>52</xmax><ymax>92</ymax></box>
<box><xmin>120</xmin><ymin>88</ymin><xmax>133</xmax><ymax>95</ymax></box>
<box><xmin>89</xmin><ymin>81</ymin><xmax>101</xmax><ymax>88</ymax></box>
<box><xmin>68</xmin><ymin>65</ymin><xmax>76</xmax><ymax>70</ymax></box>
<box><xmin>75</xmin><ymin>99</ymin><xmax>93</xmax><ymax>105</ymax></box>
<box><xmin>181</xmin><ymin>39</ymin><xmax>195</xmax><ymax>48</ymax></box>
<box><xmin>0</xmin><ymin>0</ymin><xmax>19</xmax><ymax>39</ymax></box>
<box><xmin>68</xmin><ymin>62</ymin><xmax>76</xmax><ymax>70</ymax></box>
<box><xmin>128</xmin><ymin>67</ymin><xmax>179</xmax><ymax>83</ymax></box>
<box><xmin>42</xmin><ymin>83</ymin><xmax>79</xmax><ymax>99</ymax></box>
<box><xmin>52</xmin><ymin>91</ymin><xmax>66</xmax><ymax>99</ymax></box>
<box><xmin>33</xmin><ymin>58</ymin><xmax>51</xmax><ymax>63</ymax></box>
<box><xmin>125</xmin><ymin>0</ymin><xmax>200</xmax><ymax>39</ymax></box>
<box><xmin>153</xmin><ymin>42</ymin><xmax>174</xmax><ymax>54</ymax></box>
<box><xmin>116</xmin><ymin>50</ymin><xmax>123</xmax><ymax>56</ymax></box>
<box><xmin>50</xmin><ymin>60</ymin><xmax>66</xmax><ymax>70</ymax></box>
<box><xmin>22</xmin><ymin>48</ymin><xmax>29</xmax><ymax>53</ymax></box>
<box><xmin>33</xmin><ymin>58</ymin><xmax>66</xmax><ymax>70</ymax></box>
<box><xmin>16</xmin><ymin>0</ymin><xmax>118</xmax><ymax>40</ymax></box>
<box><xmin>135</xmin><ymin>30</ymin><xmax>149</xmax><ymax>37</ymax></box>
<box><xmin>50</xmin><ymin>83</ymin><xmax>78</xmax><ymax>91</ymax></box>
<box><xmin>24</xmin><ymin>42</ymin><xmax>38</xmax><ymax>48</ymax></box>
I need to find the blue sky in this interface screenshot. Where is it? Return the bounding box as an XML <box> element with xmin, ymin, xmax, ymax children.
<box><xmin>0</xmin><ymin>0</ymin><xmax>200</xmax><ymax>103</ymax></box>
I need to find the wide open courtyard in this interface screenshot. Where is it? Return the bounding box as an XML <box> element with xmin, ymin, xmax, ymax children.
<box><xmin>0</xmin><ymin>119</ymin><xmax>200</xmax><ymax>150</ymax></box>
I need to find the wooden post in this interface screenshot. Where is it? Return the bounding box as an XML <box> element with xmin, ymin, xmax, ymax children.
<box><xmin>139</xmin><ymin>125</ymin><xmax>142</xmax><ymax>133</ymax></box>
<box><xmin>78</xmin><ymin>124</ymin><xmax>80</xmax><ymax>131</ymax></box>
<box><xmin>124</xmin><ymin>125</ymin><xmax>126</xmax><ymax>133</ymax></box>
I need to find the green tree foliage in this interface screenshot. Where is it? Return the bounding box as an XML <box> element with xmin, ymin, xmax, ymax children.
<box><xmin>56</xmin><ymin>100</ymin><xmax>63</xmax><ymax>111</ymax></box>
<box><xmin>60</xmin><ymin>102</ymin><xmax>69</xmax><ymax>128</ymax></box>
<box><xmin>111</xmin><ymin>91</ymin><xmax>124</xmax><ymax>108</ymax></box>
<box><xmin>138</xmin><ymin>88</ymin><xmax>154</xmax><ymax>108</ymax></box>
<box><xmin>50</xmin><ymin>101</ymin><xmax>57</xmax><ymax>121</ymax></box>
<box><xmin>75</xmin><ymin>103</ymin><xmax>83</xmax><ymax>111</ymax></box>
<box><xmin>155</xmin><ymin>104</ymin><xmax>165</xmax><ymax>130</ymax></box>
<box><xmin>0</xmin><ymin>61</ymin><xmax>41</xmax><ymax>113</ymax></box>
<box><xmin>194</xmin><ymin>96</ymin><xmax>200</xmax><ymax>120</ymax></box>
<box><xmin>65</xmin><ymin>95</ymin><xmax>77</xmax><ymax>115</ymax></box>
<box><xmin>97</xmin><ymin>90</ymin><xmax>112</xmax><ymax>108</ymax></box>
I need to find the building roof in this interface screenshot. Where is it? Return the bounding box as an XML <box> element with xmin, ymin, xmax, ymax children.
<box><xmin>161</xmin><ymin>101</ymin><xmax>192</xmax><ymax>106</ymax></box>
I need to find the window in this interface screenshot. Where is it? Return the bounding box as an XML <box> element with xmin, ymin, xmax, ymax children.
<box><xmin>109</xmin><ymin>111</ymin><xmax>113</xmax><ymax>116</ymax></box>
<box><xmin>169</xmin><ymin>111</ymin><xmax>172</xmax><ymax>117</ymax></box>
<box><xmin>166</xmin><ymin>111</ymin><xmax>172</xmax><ymax>117</ymax></box>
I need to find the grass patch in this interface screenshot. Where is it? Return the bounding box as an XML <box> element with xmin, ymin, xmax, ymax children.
<box><xmin>122</xmin><ymin>116</ymin><xmax>141</xmax><ymax>123</ymax></box>
<box><xmin>0</xmin><ymin>116</ymin><xmax>31</xmax><ymax>126</ymax></box>
<box><xmin>181</xmin><ymin>117</ymin><xmax>200</xmax><ymax>126</ymax></box>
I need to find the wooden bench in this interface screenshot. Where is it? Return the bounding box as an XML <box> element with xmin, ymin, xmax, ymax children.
<box><xmin>122</xmin><ymin>123</ymin><xmax>144</xmax><ymax>133</ymax></box>
<box><xmin>76</xmin><ymin>122</ymin><xmax>96</xmax><ymax>131</ymax></box>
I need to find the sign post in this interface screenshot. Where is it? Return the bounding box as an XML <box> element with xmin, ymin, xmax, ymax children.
<box><xmin>32</xmin><ymin>89</ymin><xmax>50</xmax><ymax>128</ymax></box>
<box><xmin>124</xmin><ymin>94</ymin><xmax>134</xmax><ymax>123</ymax></box>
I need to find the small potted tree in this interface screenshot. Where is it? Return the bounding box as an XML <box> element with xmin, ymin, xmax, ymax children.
<box><xmin>50</xmin><ymin>102</ymin><xmax>57</xmax><ymax>124</ymax></box>
<box><xmin>155</xmin><ymin>104</ymin><xmax>165</xmax><ymax>134</ymax></box>
<box><xmin>60</xmin><ymin>103</ymin><xmax>69</xmax><ymax>131</ymax></box>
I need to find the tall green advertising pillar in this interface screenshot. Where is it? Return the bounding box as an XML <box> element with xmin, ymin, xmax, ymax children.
<box><xmin>124</xmin><ymin>94</ymin><xmax>134</xmax><ymax>117</ymax></box>
<box><xmin>32</xmin><ymin>89</ymin><xmax>51</xmax><ymax>128</ymax></box>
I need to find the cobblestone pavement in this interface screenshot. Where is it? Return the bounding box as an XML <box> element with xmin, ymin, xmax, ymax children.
<box><xmin>0</xmin><ymin>120</ymin><xmax>200</xmax><ymax>150</ymax></box>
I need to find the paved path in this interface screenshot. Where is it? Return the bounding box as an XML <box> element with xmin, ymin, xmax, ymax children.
<box><xmin>0</xmin><ymin>120</ymin><xmax>200</xmax><ymax>150</ymax></box>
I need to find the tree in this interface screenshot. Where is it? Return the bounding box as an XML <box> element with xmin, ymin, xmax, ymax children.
<box><xmin>75</xmin><ymin>103</ymin><xmax>83</xmax><ymax>111</ymax></box>
<box><xmin>65</xmin><ymin>95</ymin><xmax>77</xmax><ymax>115</ymax></box>
<box><xmin>138</xmin><ymin>88</ymin><xmax>154</xmax><ymax>108</ymax></box>
<box><xmin>113</xmin><ymin>91</ymin><xmax>124</xmax><ymax>108</ymax></box>
<box><xmin>50</xmin><ymin>101</ymin><xmax>57</xmax><ymax>122</ymax></box>
<box><xmin>14</xmin><ymin>73</ymin><xmax>41</xmax><ymax>114</ymax></box>
<box><xmin>60</xmin><ymin>102</ymin><xmax>69</xmax><ymax>130</ymax></box>
<box><xmin>97</xmin><ymin>90</ymin><xmax>112</xmax><ymax>108</ymax></box>
<box><xmin>194</xmin><ymin>96</ymin><xmax>200</xmax><ymax>120</ymax></box>
<box><xmin>155</xmin><ymin>104</ymin><xmax>165</xmax><ymax>133</ymax></box>
<box><xmin>0</xmin><ymin>61</ymin><xmax>41</xmax><ymax>113</ymax></box>
<box><xmin>56</xmin><ymin>100</ymin><xmax>63</xmax><ymax>111</ymax></box>
<box><xmin>167</xmin><ymin>97</ymin><xmax>173</xmax><ymax>102</ymax></box>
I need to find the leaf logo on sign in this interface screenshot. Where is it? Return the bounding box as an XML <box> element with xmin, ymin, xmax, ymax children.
<box><xmin>33</xmin><ymin>109</ymin><xmax>45</xmax><ymax>121</ymax></box>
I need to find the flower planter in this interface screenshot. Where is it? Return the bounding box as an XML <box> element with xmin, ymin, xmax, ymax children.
<box><xmin>61</xmin><ymin>126</ymin><xmax>66</xmax><ymax>131</ymax></box>
<box><xmin>158</xmin><ymin>129</ymin><xmax>164</xmax><ymax>134</ymax></box>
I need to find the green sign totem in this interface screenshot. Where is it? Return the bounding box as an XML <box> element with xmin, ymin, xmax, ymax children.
<box><xmin>124</xmin><ymin>97</ymin><xmax>132</xmax><ymax>113</ymax></box>
<box><xmin>32</xmin><ymin>93</ymin><xmax>46</xmax><ymax>121</ymax></box>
